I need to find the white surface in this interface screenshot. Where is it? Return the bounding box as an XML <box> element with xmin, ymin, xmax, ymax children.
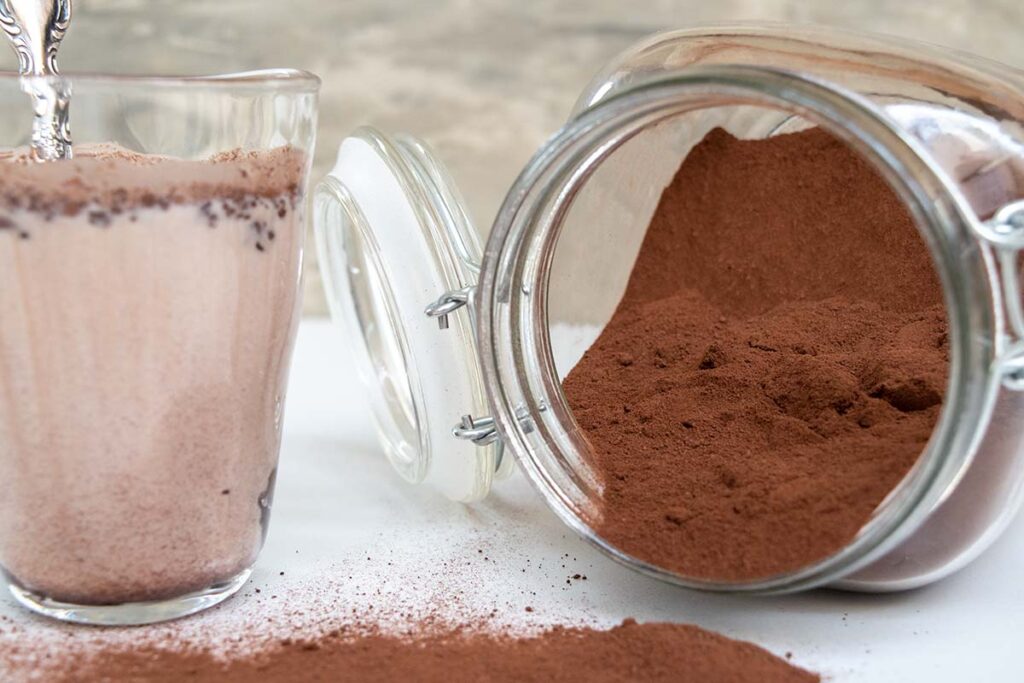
<box><xmin>3</xmin><ymin>319</ymin><xmax>1023</xmax><ymax>680</ymax></box>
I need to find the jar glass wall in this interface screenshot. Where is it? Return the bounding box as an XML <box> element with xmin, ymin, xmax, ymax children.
<box><xmin>316</xmin><ymin>25</ymin><xmax>1024</xmax><ymax>594</ymax></box>
<box><xmin>479</xmin><ymin>28</ymin><xmax>1024</xmax><ymax>592</ymax></box>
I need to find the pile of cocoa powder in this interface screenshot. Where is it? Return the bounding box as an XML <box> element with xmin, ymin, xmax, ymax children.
<box><xmin>11</xmin><ymin>619</ymin><xmax>817</xmax><ymax>682</ymax></box>
<box><xmin>564</xmin><ymin>127</ymin><xmax>948</xmax><ymax>580</ymax></box>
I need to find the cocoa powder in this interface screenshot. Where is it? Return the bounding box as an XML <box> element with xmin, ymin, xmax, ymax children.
<box><xmin>0</xmin><ymin>144</ymin><xmax>305</xmax><ymax>215</ymax></box>
<box><xmin>37</xmin><ymin>619</ymin><xmax>819</xmax><ymax>682</ymax></box>
<box><xmin>563</xmin><ymin>127</ymin><xmax>948</xmax><ymax>580</ymax></box>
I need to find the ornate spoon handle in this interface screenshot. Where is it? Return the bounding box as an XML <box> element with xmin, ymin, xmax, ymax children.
<box><xmin>0</xmin><ymin>0</ymin><xmax>72</xmax><ymax>160</ymax></box>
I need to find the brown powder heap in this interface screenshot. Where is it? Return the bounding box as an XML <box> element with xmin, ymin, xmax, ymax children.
<box><xmin>47</xmin><ymin>620</ymin><xmax>818</xmax><ymax>682</ymax></box>
<box><xmin>563</xmin><ymin>127</ymin><xmax>948</xmax><ymax>580</ymax></box>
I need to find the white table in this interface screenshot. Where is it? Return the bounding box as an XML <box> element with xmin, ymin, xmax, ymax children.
<box><xmin>3</xmin><ymin>320</ymin><xmax>1022</xmax><ymax>680</ymax></box>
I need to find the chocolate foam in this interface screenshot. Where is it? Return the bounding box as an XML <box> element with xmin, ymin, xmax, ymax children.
<box><xmin>0</xmin><ymin>144</ymin><xmax>306</xmax><ymax>215</ymax></box>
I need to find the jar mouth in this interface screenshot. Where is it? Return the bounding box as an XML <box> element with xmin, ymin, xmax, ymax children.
<box><xmin>477</xmin><ymin>65</ymin><xmax>997</xmax><ymax>592</ymax></box>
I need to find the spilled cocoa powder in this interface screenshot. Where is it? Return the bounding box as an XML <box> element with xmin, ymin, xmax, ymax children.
<box><xmin>563</xmin><ymin>127</ymin><xmax>948</xmax><ymax>580</ymax></box>
<box><xmin>25</xmin><ymin>619</ymin><xmax>818</xmax><ymax>682</ymax></box>
<box><xmin>0</xmin><ymin>493</ymin><xmax>820</xmax><ymax>682</ymax></box>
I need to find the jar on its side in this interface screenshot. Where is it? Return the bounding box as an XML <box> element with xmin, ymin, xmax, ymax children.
<box><xmin>316</xmin><ymin>25</ymin><xmax>1024</xmax><ymax>593</ymax></box>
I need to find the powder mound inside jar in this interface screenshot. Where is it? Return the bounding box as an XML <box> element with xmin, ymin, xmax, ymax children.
<box><xmin>562</xmin><ymin>127</ymin><xmax>948</xmax><ymax>581</ymax></box>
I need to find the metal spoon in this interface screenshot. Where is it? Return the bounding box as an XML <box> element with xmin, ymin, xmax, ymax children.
<box><xmin>0</xmin><ymin>0</ymin><xmax>72</xmax><ymax>160</ymax></box>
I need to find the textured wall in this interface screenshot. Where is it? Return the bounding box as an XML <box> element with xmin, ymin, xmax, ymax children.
<box><xmin>17</xmin><ymin>0</ymin><xmax>1024</xmax><ymax>314</ymax></box>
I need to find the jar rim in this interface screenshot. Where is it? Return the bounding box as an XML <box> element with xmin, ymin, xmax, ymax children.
<box><xmin>476</xmin><ymin>63</ymin><xmax>998</xmax><ymax>592</ymax></box>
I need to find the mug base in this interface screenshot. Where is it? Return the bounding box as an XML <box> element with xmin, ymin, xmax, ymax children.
<box><xmin>5</xmin><ymin>567</ymin><xmax>251</xmax><ymax>626</ymax></box>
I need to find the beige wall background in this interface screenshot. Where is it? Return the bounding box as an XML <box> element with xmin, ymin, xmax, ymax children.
<box><xmin>17</xmin><ymin>0</ymin><xmax>1022</xmax><ymax>315</ymax></box>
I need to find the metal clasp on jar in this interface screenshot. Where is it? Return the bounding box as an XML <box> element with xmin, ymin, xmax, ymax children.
<box><xmin>424</xmin><ymin>284</ymin><xmax>504</xmax><ymax>451</ymax></box>
<box><xmin>976</xmin><ymin>199</ymin><xmax>1024</xmax><ymax>389</ymax></box>
<box><xmin>424</xmin><ymin>285</ymin><xmax>542</xmax><ymax>464</ymax></box>
<box><xmin>424</xmin><ymin>285</ymin><xmax>475</xmax><ymax>330</ymax></box>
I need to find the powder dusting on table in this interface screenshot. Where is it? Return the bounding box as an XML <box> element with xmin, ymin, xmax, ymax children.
<box><xmin>0</xmin><ymin>544</ymin><xmax>818</xmax><ymax>682</ymax></box>
<box><xmin>9</xmin><ymin>618</ymin><xmax>817</xmax><ymax>682</ymax></box>
<box><xmin>0</xmin><ymin>500</ymin><xmax>819</xmax><ymax>681</ymax></box>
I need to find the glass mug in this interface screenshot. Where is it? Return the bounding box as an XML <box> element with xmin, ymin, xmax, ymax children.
<box><xmin>0</xmin><ymin>70</ymin><xmax>318</xmax><ymax>624</ymax></box>
<box><xmin>316</xmin><ymin>25</ymin><xmax>1024</xmax><ymax>593</ymax></box>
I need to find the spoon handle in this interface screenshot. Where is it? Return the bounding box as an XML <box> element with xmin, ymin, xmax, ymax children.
<box><xmin>0</xmin><ymin>0</ymin><xmax>71</xmax><ymax>75</ymax></box>
<box><xmin>0</xmin><ymin>0</ymin><xmax>72</xmax><ymax>160</ymax></box>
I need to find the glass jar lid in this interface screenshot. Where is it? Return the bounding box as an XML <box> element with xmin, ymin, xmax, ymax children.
<box><xmin>314</xmin><ymin>128</ymin><xmax>511</xmax><ymax>502</ymax></box>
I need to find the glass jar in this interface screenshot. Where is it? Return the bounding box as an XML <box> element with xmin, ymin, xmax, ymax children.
<box><xmin>315</xmin><ymin>25</ymin><xmax>1024</xmax><ymax>593</ymax></box>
